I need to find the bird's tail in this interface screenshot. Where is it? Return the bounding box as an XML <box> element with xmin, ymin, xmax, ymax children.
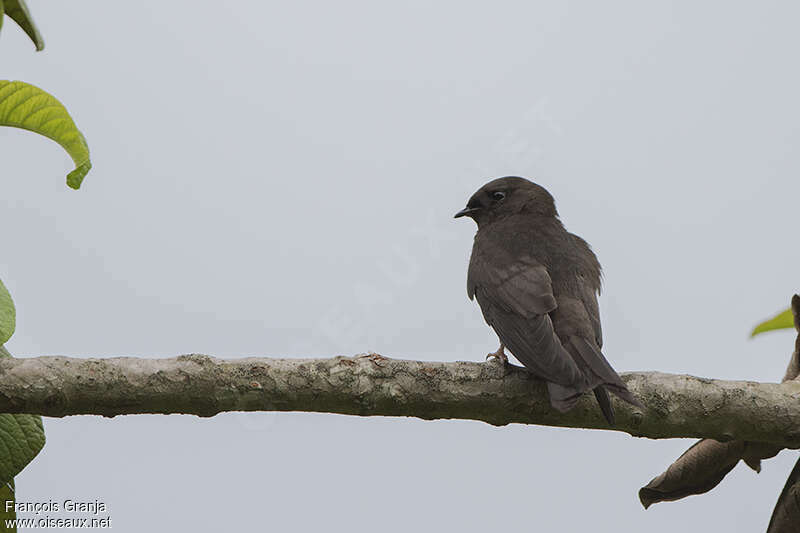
<box><xmin>545</xmin><ymin>382</ymin><xmax>617</xmax><ymax>426</ymax></box>
<box><xmin>547</xmin><ymin>337</ymin><xmax>643</xmax><ymax>425</ymax></box>
<box><xmin>593</xmin><ymin>386</ymin><xmax>615</xmax><ymax>426</ymax></box>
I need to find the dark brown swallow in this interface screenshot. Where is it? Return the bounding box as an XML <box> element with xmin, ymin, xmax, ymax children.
<box><xmin>456</xmin><ymin>176</ymin><xmax>642</xmax><ymax>424</ymax></box>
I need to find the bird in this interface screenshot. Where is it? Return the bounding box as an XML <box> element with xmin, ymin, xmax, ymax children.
<box><xmin>455</xmin><ymin>176</ymin><xmax>642</xmax><ymax>425</ymax></box>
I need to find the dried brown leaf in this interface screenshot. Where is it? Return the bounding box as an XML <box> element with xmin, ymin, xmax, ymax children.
<box><xmin>639</xmin><ymin>440</ymin><xmax>745</xmax><ymax>508</ymax></box>
<box><xmin>767</xmin><ymin>457</ymin><xmax>800</xmax><ymax>533</ymax></box>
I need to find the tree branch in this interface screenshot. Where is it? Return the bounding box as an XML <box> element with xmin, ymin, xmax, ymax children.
<box><xmin>1</xmin><ymin>353</ymin><xmax>799</xmax><ymax>446</ymax></box>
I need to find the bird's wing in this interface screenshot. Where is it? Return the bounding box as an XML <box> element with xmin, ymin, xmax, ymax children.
<box><xmin>577</xmin><ymin>274</ymin><xmax>603</xmax><ymax>348</ymax></box>
<box><xmin>468</xmin><ymin>254</ymin><xmax>585</xmax><ymax>387</ymax></box>
<box><xmin>569</xmin><ymin>233</ymin><xmax>603</xmax><ymax>347</ymax></box>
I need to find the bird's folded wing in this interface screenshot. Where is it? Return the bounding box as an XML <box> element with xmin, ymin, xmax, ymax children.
<box><xmin>577</xmin><ymin>277</ymin><xmax>603</xmax><ymax>348</ymax></box>
<box><xmin>468</xmin><ymin>257</ymin><xmax>556</xmax><ymax>317</ymax></box>
<box><xmin>468</xmin><ymin>256</ymin><xmax>585</xmax><ymax>386</ymax></box>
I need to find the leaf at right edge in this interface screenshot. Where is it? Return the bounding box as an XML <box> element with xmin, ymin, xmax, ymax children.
<box><xmin>4</xmin><ymin>0</ymin><xmax>44</xmax><ymax>51</ymax></box>
<box><xmin>752</xmin><ymin>308</ymin><xmax>794</xmax><ymax>337</ymax></box>
<box><xmin>0</xmin><ymin>480</ymin><xmax>16</xmax><ymax>533</ymax></box>
<box><xmin>0</xmin><ymin>346</ymin><xmax>45</xmax><ymax>487</ymax></box>
<box><xmin>767</xmin><ymin>456</ymin><xmax>800</xmax><ymax>533</ymax></box>
<box><xmin>0</xmin><ymin>281</ymin><xmax>13</xmax><ymax>345</ymax></box>
<box><xmin>0</xmin><ymin>81</ymin><xmax>91</xmax><ymax>189</ymax></box>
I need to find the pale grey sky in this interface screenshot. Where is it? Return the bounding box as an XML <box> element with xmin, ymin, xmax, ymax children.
<box><xmin>2</xmin><ymin>1</ymin><xmax>799</xmax><ymax>531</ymax></box>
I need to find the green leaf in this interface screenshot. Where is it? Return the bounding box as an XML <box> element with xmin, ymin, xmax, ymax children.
<box><xmin>0</xmin><ymin>81</ymin><xmax>91</xmax><ymax>189</ymax></box>
<box><xmin>751</xmin><ymin>308</ymin><xmax>794</xmax><ymax>337</ymax></box>
<box><xmin>0</xmin><ymin>281</ymin><xmax>14</xmax><ymax>346</ymax></box>
<box><xmin>3</xmin><ymin>0</ymin><xmax>44</xmax><ymax>51</ymax></box>
<box><xmin>0</xmin><ymin>347</ymin><xmax>45</xmax><ymax>486</ymax></box>
<box><xmin>0</xmin><ymin>1</ymin><xmax>5</xmax><ymax>34</ymax></box>
<box><xmin>0</xmin><ymin>480</ymin><xmax>16</xmax><ymax>533</ymax></box>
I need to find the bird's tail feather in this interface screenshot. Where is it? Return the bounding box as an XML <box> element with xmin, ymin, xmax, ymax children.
<box><xmin>546</xmin><ymin>382</ymin><xmax>620</xmax><ymax>426</ymax></box>
<box><xmin>603</xmin><ymin>381</ymin><xmax>644</xmax><ymax>409</ymax></box>
<box><xmin>593</xmin><ymin>386</ymin><xmax>615</xmax><ymax>426</ymax></box>
<box><xmin>560</xmin><ymin>337</ymin><xmax>644</xmax><ymax>414</ymax></box>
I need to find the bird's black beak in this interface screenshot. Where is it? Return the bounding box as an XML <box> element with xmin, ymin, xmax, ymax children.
<box><xmin>454</xmin><ymin>207</ymin><xmax>480</xmax><ymax>219</ymax></box>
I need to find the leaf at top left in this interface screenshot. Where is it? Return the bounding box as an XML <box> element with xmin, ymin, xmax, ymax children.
<box><xmin>0</xmin><ymin>81</ymin><xmax>91</xmax><ymax>189</ymax></box>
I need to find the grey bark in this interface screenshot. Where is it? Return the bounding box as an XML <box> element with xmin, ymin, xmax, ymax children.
<box><xmin>1</xmin><ymin>353</ymin><xmax>800</xmax><ymax>446</ymax></box>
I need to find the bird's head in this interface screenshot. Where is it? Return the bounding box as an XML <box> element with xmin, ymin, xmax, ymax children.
<box><xmin>454</xmin><ymin>176</ymin><xmax>557</xmax><ymax>226</ymax></box>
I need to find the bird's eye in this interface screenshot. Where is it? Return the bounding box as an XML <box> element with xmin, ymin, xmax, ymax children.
<box><xmin>492</xmin><ymin>191</ymin><xmax>506</xmax><ymax>201</ymax></box>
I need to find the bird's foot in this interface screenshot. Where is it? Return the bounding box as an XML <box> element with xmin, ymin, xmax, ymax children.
<box><xmin>486</xmin><ymin>344</ymin><xmax>508</xmax><ymax>365</ymax></box>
